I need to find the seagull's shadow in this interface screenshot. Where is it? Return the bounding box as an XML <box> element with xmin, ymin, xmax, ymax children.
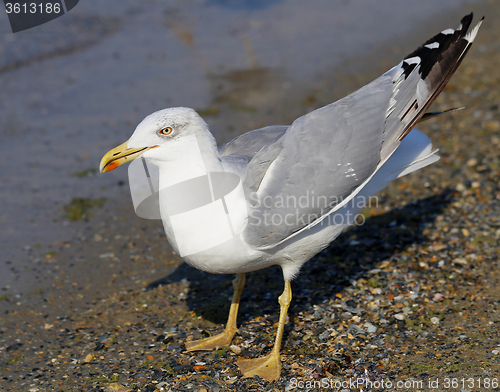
<box><xmin>148</xmin><ymin>189</ymin><xmax>453</xmax><ymax>332</ymax></box>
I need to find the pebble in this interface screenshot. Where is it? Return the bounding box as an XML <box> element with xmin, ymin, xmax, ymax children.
<box><xmin>433</xmin><ymin>293</ymin><xmax>445</xmax><ymax>302</ymax></box>
<box><xmin>229</xmin><ymin>344</ymin><xmax>241</xmax><ymax>354</ymax></box>
<box><xmin>319</xmin><ymin>330</ymin><xmax>330</xmax><ymax>340</ymax></box>
<box><xmin>395</xmin><ymin>314</ymin><xmax>405</xmax><ymax>320</ymax></box>
<box><xmin>84</xmin><ymin>353</ymin><xmax>94</xmax><ymax>363</ymax></box>
<box><xmin>394</xmin><ymin>295</ymin><xmax>405</xmax><ymax>303</ymax></box>
<box><xmin>466</xmin><ymin>158</ymin><xmax>478</xmax><ymax>167</ymax></box>
<box><xmin>364</xmin><ymin>323</ymin><xmax>378</xmax><ymax>334</ymax></box>
<box><xmin>453</xmin><ymin>258</ymin><xmax>468</xmax><ymax>266</ymax></box>
<box><xmin>432</xmin><ymin>243</ymin><xmax>447</xmax><ymax>252</ymax></box>
<box><xmin>430</xmin><ymin>317</ymin><xmax>440</xmax><ymax>325</ymax></box>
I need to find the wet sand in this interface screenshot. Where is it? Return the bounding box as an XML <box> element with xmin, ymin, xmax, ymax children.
<box><xmin>1</xmin><ymin>0</ymin><xmax>499</xmax><ymax>391</ymax></box>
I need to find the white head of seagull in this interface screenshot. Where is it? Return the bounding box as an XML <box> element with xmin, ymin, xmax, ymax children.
<box><xmin>99</xmin><ymin>108</ymin><xmax>222</xmax><ymax>184</ymax></box>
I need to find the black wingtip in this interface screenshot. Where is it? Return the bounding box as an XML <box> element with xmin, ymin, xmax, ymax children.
<box><xmin>460</xmin><ymin>13</ymin><xmax>474</xmax><ymax>29</ymax></box>
<box><xmin>402</xmin><ymin>13</ymin><xmax>480</xmax><ymax>80</ymax></box>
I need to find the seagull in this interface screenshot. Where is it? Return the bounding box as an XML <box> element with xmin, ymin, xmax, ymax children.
<box><xmin>99</xmin><ymin>14</ymin><xmax>482</xmax><ymax>381</ymax></box>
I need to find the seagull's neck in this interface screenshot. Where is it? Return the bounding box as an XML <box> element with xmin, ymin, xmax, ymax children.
<box><xmin>153</xmin><ymin>128</ymin><xmax>232</xmax><ymax>260</ymax></box>
<box><xmin>156</xmin><ymin>129</ymin><xmax>224</xmax><ymax>188</ymax></box>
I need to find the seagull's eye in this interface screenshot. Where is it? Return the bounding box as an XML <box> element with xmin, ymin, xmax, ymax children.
<box><xmin>158</xmin><ymin>126</ymin><xmax>173</xmax><ymax>136</ymax></box>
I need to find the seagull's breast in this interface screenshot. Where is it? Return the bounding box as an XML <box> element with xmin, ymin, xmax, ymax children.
<box><xmin>157</xmin><ymin>165</ymin><xmax>257</xmax><ymax>273</ymax></box>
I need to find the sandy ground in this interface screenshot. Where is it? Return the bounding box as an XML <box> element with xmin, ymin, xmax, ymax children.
<box><xmin>1</xmin><ymin>2</ymin><xmax>499</xmax><ymax>391</ymax></box>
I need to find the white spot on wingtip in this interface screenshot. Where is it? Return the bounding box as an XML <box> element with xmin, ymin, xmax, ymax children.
<box><xmin>465</xmin><ymin>19</ymin><xmax>483</xmax><ymax>42</ymax></box>
<box><xmin>441</xmin><ymin>28</ymin><xmax>454</xmax><ymax>35</ymax></box>
<box><xmin>404</xmin><ymin>56</ymin><xmax>420</xmax><ymax>65</ymax></box>
<box><xmin>425</xmin><ymin>42</ymin><xmax>440</xmax><ymax>49</ymax></box>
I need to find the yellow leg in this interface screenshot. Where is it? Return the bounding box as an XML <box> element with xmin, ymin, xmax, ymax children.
<box><xmin>185</xmin><ymin>273</ymin><xmax>245</xmax><ymax>351</ymax></box>
<box><xmin>237</xmin><ymin>280</ymin><xmax>292</xmax><ymax>381</ymax></box>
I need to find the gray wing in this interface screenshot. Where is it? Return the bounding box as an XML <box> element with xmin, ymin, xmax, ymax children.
<box><xmin>218</xmin><ymin>125</ymin><xmax>288</xmax><ymax>160</ymax></box>
<box><xmin>218</xmin><ymin>125</ymin><xmax>288</xmax><ymax>176</ymax></box>
<box><xmin>241</xmin><ymin>14</ymin><xmax>482</xmax><ymax>250</ymax></box>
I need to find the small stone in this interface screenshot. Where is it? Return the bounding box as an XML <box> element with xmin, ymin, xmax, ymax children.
<box><xmin>394</xmin><ymin>295</ymin><xmax>405</xmax><ymax>303</ymax></box>
<box><xmin>84</xmin><ymin>353</ymin><xmax>94</xmax><ymax>363</ymax></box>
<box><xmin>365</xmin><ymin>323</ymin><xmax>378</xmax><ymax>334</ymax></box>
<box><xmin>466</xmin><ymin>158</ymin><xmax>478</xmax><ymax>167</ymax></box>
<box><xmin>466</xmin><ymin>253</ymin><xmax>478</xmax><ymax>261</ymax></box>
<box><xmin>453</xmin><ymin>258</ymin><xmax>468</xmax><ymax>266</ymax></box>
<box><xmin>430</xmin><ymin>317</ymin><xmax>440</xmax><ymax>325</ymax></box>
<box><xmin>492</xmin><ymin>350</ymin><xmax>499</xmax><ymax>355</ymax></box>
<box><xmin>229</xmin><ymin>345</ymin><xmax>241</xmax><ymax>354</ymax></box>
<box><xmin>319</xmin><ymin>330</ymin><xmax>330</xmax><ymax>340</ymax></box>
<box><xmin>302</xmin><ymin>332</ymin><xmax>313</xmax><ymax>341</ymax></box>
<box><xmin>340</xmin><ymin>312</ymin><xmax>353</xmax><ymax>320</ymax></box>
<box><xmin>351</xmin><ymin>315</ymin><xmax>361</xmax><ymax>323</ymax></box>
<box><xmin>433</xmin><ymin>293</ymin><xmax>445</xmax><ymax>302</ymax></box>
<box><xmin>471</xmin><ymin>181</ymin><xmax>480</xmax><ymax>189</ymax></box>
<box><xmin>395</xmin><ymin>314</ymin><xmax>405</xmax><ymax>320</ymax></box>
<box><xmin>456</xmin><ymin>183</ymin><xmax>466</xmax><ymax>192</ymax></box>
<box><xmin>461</xmin><ymin>228</ymin><xmax>470</xmax><ymax>236</ymax></box>
<box><xmin>432</xmin><ymin>243</ymin><xmax>447</xmax><ymax>252</ymax></box>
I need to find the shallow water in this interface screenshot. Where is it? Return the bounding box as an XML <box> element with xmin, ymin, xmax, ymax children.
<box><xmin>0</xmin><ymin>0</ymin><xmax>485</xmax><ymax>293</ymax></box>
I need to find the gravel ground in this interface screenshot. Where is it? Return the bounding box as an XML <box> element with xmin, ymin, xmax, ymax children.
<box><xmin>1</xmin><ymin>5</ymin><xmax>500</xmax><ymax>392</ymax></box>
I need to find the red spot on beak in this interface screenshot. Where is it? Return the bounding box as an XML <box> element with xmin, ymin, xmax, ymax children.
<box><xmin>104</xmin><ymin>161</ymin><xmax>119</xmax><ymax>172</ymax></box>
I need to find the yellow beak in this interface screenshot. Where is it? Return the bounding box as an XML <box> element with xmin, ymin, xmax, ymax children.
<box><xmin>99</xmin><ymin>140</ymin><xmax>157</xmax><ymax>173</ymax></box>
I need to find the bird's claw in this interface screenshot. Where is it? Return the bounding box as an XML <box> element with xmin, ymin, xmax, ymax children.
<box><xmin>237</xmin><ymin>351</ymin><xmax>281</xmax><ymax>381</ymax></box>
<box><xmin>185</xmin><ymin>329</ymin><xmax>235</xmax><ymax>351</ymax></box>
